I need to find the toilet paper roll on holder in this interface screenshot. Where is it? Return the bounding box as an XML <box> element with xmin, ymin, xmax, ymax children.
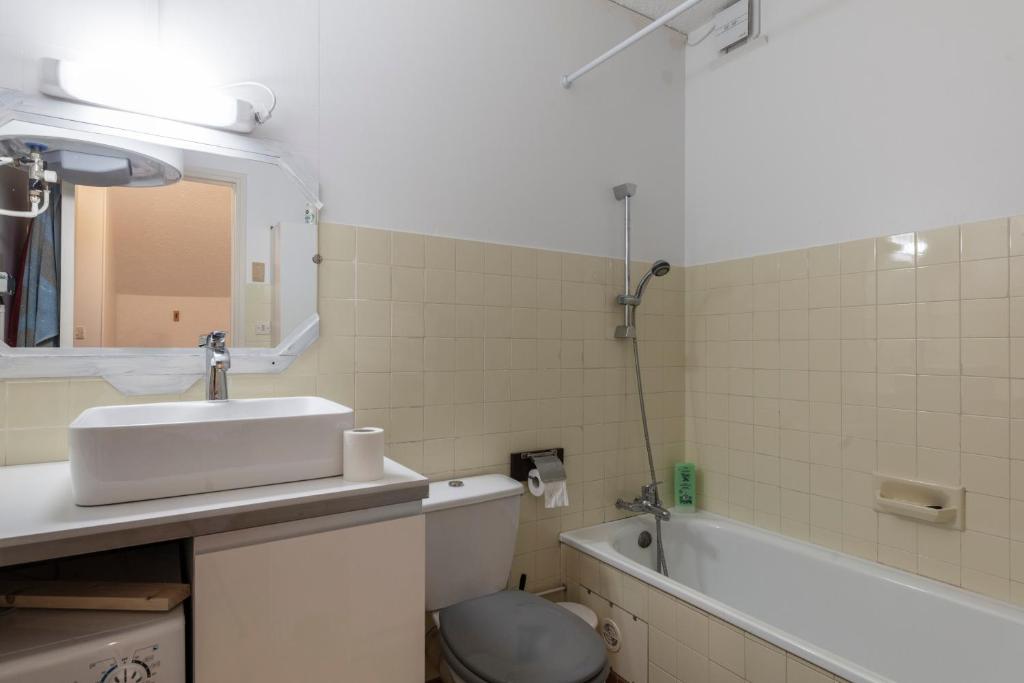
<box><xmin>510</xmin><ymin>448</ymin><xmax>566</xmax><ymax>483</ymax></box>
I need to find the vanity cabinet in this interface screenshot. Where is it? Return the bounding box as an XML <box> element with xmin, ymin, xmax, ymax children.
<box><xmin>192</xmin><ymin>512</ymin><xmax>424</xmax><ymax>682</ymax></box>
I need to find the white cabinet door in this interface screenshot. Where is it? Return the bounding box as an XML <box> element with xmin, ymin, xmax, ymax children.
<box><xmin>193</xmin><ymin>513</ymin><xmax>424</xmax><ymax>682</ymax></box>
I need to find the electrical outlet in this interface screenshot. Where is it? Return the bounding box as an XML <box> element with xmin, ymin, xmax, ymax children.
<box><xmin>254</xmin><ymin>321</ymin><xmax>271</xmax><ymax>335</ymax></box>
<box><xmin>74</xmin><ymin>325</ymin><xmax>85</xmax><ymax>340</ymax></box>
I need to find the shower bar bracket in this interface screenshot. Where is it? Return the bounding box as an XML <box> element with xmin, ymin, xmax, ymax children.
<box><xmin>561</xmin><ymin>0</ymin><xmax>705</xmax><ymax>89</ymax></box>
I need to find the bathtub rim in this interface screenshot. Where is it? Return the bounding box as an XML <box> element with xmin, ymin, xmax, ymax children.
<box><xmin>560</xmin><ymin>510</ymin><xmax>1024</xmax><ymax>683</ymax></box>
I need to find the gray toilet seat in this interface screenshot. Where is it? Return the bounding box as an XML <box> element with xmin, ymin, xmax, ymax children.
<box><xmin>439</xmin><ymin>591</ymin><xmax>610</xmax><ymax>683</ymax></box>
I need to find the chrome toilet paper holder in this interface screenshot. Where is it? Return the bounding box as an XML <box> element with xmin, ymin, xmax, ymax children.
<box><xmin>510</xmin><ymin>448</ymin><xmax>565</xmax><ymax>483</ymax></box>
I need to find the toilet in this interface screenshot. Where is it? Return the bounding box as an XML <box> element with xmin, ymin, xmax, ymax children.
<box><xmin>423</xmin><ymin>474</ymin><xmax>610</xmax><ymax>683</ymax></box>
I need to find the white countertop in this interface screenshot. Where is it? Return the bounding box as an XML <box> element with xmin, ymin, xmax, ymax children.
<box><xmin>0</xmin><ymin>459</ymin><xmax>428</xmax><ymax>566</ymax></box>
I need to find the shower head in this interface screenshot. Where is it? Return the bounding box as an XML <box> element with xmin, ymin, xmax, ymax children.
<box><xmin>613</xmin><ymin>183</ymin><xmax>637</xmax><ymax>201</ymax></box>
<box><xmin>634</xmin><ymin>259</ymin><xmax>671</xmax><ymax>302</ymax></box>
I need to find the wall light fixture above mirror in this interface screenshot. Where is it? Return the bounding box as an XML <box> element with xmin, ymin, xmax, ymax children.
<box><xmin>39</xmin><ymin>58</ymin><xmax>275</xmax><ymax>133</ymax></box>
<box><xmin>0</xmin><ymin>89</ymin><xmax>321</xmax><ymax>395</ymax></box>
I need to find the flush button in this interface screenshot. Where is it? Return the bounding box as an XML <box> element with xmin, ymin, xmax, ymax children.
<box><xmin>448</xmin><ymin>480</ymin><xmax>464</xmax><ymax>487</ymax></box>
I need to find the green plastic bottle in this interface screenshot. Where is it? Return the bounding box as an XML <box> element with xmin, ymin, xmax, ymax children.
<box><xmin>674</xmin><ymin>462</ymin><xmax>696</xmax><ymax>511</ymax></box>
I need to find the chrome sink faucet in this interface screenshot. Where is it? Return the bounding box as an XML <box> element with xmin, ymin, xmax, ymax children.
<box><xmin>199</xmin><ymin>331</ymin><xmax>230</xmax><ymax>401</ymax></box>
<box><xmin>616</xmin><ymin>482</ymin><xmax>671</xmax><ymax>522</ymax></box>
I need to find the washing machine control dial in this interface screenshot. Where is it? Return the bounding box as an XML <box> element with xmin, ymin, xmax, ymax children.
<box><xmin>100</xmin><ymin>659</ymin><xmax>151</xmax><ymax>683</ymax></box>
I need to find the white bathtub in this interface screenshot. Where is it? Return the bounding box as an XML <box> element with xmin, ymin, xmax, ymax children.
<box><xmin>561</xmin><ymin>511</ymin><xmax>1024</xmax><ymax>683</ymax></box>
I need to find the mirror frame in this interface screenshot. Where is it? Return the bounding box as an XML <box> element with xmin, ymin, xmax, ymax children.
<box><xmin>0</xmin><ymin>90</ymin><xmax>322</xmax><ymax>395</ymax></box>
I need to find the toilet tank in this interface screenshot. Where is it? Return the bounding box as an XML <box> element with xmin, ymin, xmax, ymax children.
<box><xmin>423</xmin><ymin>474</ymin><xmax>523</xmax><ymax>611</ymax></box>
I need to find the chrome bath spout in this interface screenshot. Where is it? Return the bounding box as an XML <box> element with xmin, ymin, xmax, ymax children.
<box><xmin>616</xmin><ymin>482</ymin><xmax>671</xmax><ymax>522</ymax></box>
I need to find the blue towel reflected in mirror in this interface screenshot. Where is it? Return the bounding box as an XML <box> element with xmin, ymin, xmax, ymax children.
<box><xmin>10</xmin><ymin>184</ymin><xmax>60</xmax><ymax>348</ymax></box>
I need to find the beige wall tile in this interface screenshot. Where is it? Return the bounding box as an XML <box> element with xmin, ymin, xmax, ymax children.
<box><xmin>356</xmin><ymin>227</ymin><xmax>391</xmax><ymax>264</ymax></box>
<box><xmin>916</xmin><ymin>263</ymin><xmax>959</xmax><ymax>302</ymax></box>
<box><xmin>877</xmin><ymin>268</ymin><xmax>915</xmax><ymax>304</ymax></box>
<box><xmin>877</xmin><ymin>304</ymin><xmax>914</xmax><ymax>339</ymax></box>
<box><xmin>709</xmin><ymin>661</ymin><xmax>745</xmax><ymax>683</ymax></box>
<box><xmin>962</xmin><ymin>530</ymin><xmax>1010</xmax><ymax>578</ymax></box>
<box><xmin>840</xmin><ymin>239</ymin><xmax>876</xmax><ymax>274</ymax></box>
<box><xmin>1013</xmin><ymin>258</ymin><xmax>1024</xmax><ymax>299</ymax></box>
<box><xmin>786</xmin><ymin>656</ymin><xmax>833</xmax><ymax>683</ymax></box>
<box><xmin>392</xmin><ymin>266</ymin><xmax>424</xmax><ymax>302</ymax></box>
<box><xmin>1011</xmin><ymin>217</ymin><xmax>1024</xmax><ymax>257</ymax></box>
<box><xmin>709</xmin><ymin>617</ymin><xmax>746</xmax><ymax>677</ymax></box>
<box><xmin>808</xmin><ymin>245</ymin><xmax>840</xmax><ymax>278</ymax></box>
<box><xmin>963</xmin><ymin>338</ymin><xmax>1009</xmax><ymax>377</ymax></box>
<box><xmin>424</xmin><ymin>236</ymin><xmax>456</xmax><ymax>270</ymax></box>
<box><xmin>961</xmin><ymin>219</ymin><xmax>1009</xmax><ymax>261</ymax></box>
<box><xmin>356</xmin><ymin>263</ymin><xmax>392</xmax><ymax>300</ymax></box>
<box><xmin>876</xmin><ymin>233</ymin><xmax>915</xmax><ymax>270</ymax></box>
<box><xmin>319</xmin><ymin>260</ymin><xmax>355</xmax><ymax>298</ymax></box>
<box><xmin>917</xmin><ymin>339</ymin><xmax>959</xmax><ymax>376</ymax></box>
<box><xmin>963</xmin><ymin>452</ymin><xmax>1010</xmax><ymax>497</ymax></box>
<box><xmin>961</xmin><ymin>298</ymin><xmax>1009</xmax><ymax>337</ymax></box>
<box><xmin>877</xmin><ymin>340</ymin><xmax>916</xmax><ymax>374</ymax></box>
<box><xmin>391</xmin><ymin>232</ymin><xmax>424</xmax><ymax>267</ymax></box>
<box><xmin>962</xmin><ymin>258</ymin><xmax>1009</xmax><ymax>300</ymax></box>
<box><xmin>7</xmin><ymin>428</ymin><xmax>64</xmax><ymax>466</ymax></box>
<box><xmin>962</xmin><ymin>376</ymin><xmax>1009</xmax><ymax>417</ymax></box>
<box><xmin>916</xmin><ymin>301</ymin><xmax>959</xmax><ymax>338</ymax></box>
<box><xmin>7</xmin><ymin>381</ymin><xmax>69</xmax><ymax>429</ymax></box>
<box><xmin>745</xmin><ymin>636</ymin><xmax>786</xmax><ymax>683</ymax></box>
<box><xmin>780</xmin><ymin>279</ymin><xmax>809</xmax><ymax>310</ymax></box>
<box><xmin>779</xmin><ymin>250</ymin><xmax>809</xmax><ymax>281</ymax></box>
<box><xmin>808</xmin><ymin>277</ymin><xmax>840</xmax><ymax>309</ymax></box>
<box><xmin>840</xmin><ymin>272</ymin><xmax>876</xmax><ymax>307</ymax></box>
<box><xmin>916</xmin><ymin>225</ymin><xmax>960</xmax><ymax>265</ymax></box>
<box><xmin>319</xmin><ymin>223</ymin><xmax>356</xmax><ymax>261</ymax></box>
<box><xmin>962</xmin><ymin>415</ymin><xmax>1008</xmax><ymax>457</ymax></box>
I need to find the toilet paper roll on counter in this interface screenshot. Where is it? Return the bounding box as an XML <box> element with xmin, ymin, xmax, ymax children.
<box><xmin>343</xmin><ymin>427</ymin><xmax>385</xmax><ymax>481</ymax></box>
<box><xmin>527</xmin><ymin>453</ymin><xmax>569</xmax><ymax>509</ymax></box>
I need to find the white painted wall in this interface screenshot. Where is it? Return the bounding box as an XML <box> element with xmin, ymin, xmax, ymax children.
<box><xmin>315</xmin><ymin>1</ymin><xmax>686</xmax><ymax>262</ymax></box>
<box><xmin>685</xmin><ymin>0</ymin><xmax>1024</xmax><ymax>265</ymax></box>
<box><xmin>9</xmin><ymin>0</ymin><xmax>688</xmax><ymax>264</ymax></box>
<box><xmin>1</xmin><ymin>1</ymin><xmax>688</xmax><ymax>264</ymax></box>
<box><xmin>2</xmin><ymin>0</ymin><xmax>687</xmax><ymax>263</ymax></box>
<box><xmin>0</xmin><ymin>0</ymin><xmax>159</xmax><ymax>90</ymax></box>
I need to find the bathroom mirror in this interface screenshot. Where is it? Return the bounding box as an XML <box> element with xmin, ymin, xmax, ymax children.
<box><xmin>0</xmin><ymin>91</ymin><xmax>320</xmax><ymax>394</ymax></box>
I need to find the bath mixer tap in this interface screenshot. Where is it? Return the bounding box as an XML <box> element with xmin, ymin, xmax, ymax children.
<box><xmin>199</xmin><ymin>331</ymin><xmax>230</xmax><ymax>400</ymax></box>
<box><xmin>616</xmin><ymin>482</ymin><xmax>671</xmax><ymax>522</ymax></box>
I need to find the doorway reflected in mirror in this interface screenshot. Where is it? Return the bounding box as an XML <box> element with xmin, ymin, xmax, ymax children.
<box><xmin>72</xmin><ymin>179</ymin><xmax>236</xmax><ymax>349</ymax></box>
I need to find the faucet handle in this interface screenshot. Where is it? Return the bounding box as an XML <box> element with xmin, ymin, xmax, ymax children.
<box><xmin>199</xmin><ymin>331</ymin><xmax>228</xmax><ymax>349</ymax></box>
<box><xmin>641</xmin><ymin>482</ymin><xmax>663</xmax><ymax>501</ymax></box>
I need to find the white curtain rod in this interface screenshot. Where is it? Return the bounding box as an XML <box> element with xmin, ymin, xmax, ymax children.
<box><xmin>561</xmin><ymin>0</ymin><xmax>704</xmax><ymax>89</ymax></box>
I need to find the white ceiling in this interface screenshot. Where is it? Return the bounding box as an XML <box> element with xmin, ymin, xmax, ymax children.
<box><xmin>608</xmin><ymin>0</ymin><xmax>737</xmax><ymax>35</ymax></box>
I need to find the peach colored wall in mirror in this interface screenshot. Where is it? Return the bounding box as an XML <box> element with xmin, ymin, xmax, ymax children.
<box><xmin>114</xmin><ymin>294</ymin><xmax>231</xmax><ymax>348</ymax></box>
<box><xmin>106</xmin><ymin>180</ymin><xmax>231</xmax><ymax>298</ymax></box>
<box><xmin>73</xmin><ymin>181</ymin><xmax>233</xmax><ymax>347</ymax></box>
<box><xmin>72</xmin><ymin>185</ymin><xmax>106</xmax><ymax>347</ymax></box>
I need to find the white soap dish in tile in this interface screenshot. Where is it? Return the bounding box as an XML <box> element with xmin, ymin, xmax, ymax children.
<box><xmin>873</xmin><ymin>474</ymin><xmax>965</xmax><ymax>530</ymax></box>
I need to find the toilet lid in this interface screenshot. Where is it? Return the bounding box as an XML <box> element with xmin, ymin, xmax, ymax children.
<box><xmin>439</xmin><ymin>591</ymin><xmax>607</xmax><ymax>683</ymax></box>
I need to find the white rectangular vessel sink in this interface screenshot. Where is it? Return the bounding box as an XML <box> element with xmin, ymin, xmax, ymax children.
<box><xmin>69</xmin><ymin>397</ymin><xmax>354</xmax><ymax>506</ymax></box>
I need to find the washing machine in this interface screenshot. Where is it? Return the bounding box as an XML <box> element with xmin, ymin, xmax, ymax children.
<box><xmin>0</xmin><ymin>605</ymin><xmax>185</xmax><ymax>682</ymax></box>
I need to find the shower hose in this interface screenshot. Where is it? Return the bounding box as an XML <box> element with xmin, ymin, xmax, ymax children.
<box><xmin>632</xmin><ymin>336</ymin><xmax>669</xmax><ymax>577</ymax></box>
